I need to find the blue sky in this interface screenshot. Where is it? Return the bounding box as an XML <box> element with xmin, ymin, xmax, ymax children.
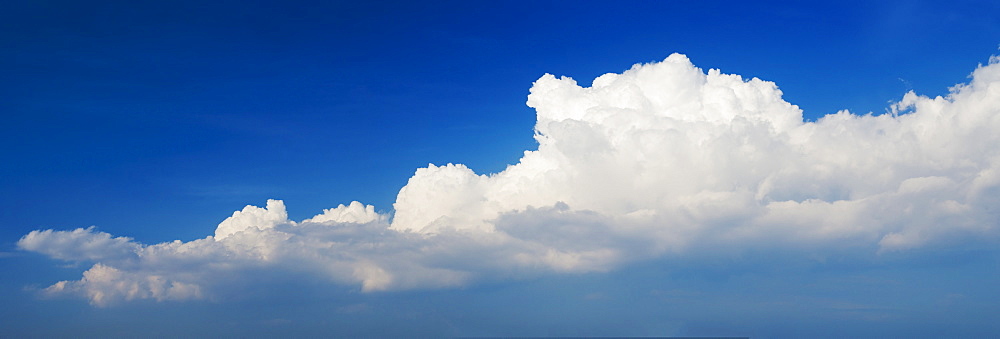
<box><xmin>3</xmin><ymin>1</ymin><xmax>1000</xmax><ymax>337</ymax></box>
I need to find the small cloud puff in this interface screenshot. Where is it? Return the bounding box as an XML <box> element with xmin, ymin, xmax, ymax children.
<box><xmin>19</xmin><ymin>53</ymin><xmax>1000</xmax><ymax>306</ymax></box>
<box><xmin>18</xmin><ymin>227</ymin><xmax>140</xmax><ymax>263</ymax></box>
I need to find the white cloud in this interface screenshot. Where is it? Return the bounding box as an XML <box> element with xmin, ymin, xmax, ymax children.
<box><xmin>18</xmin><ymin>226</ymin><xmax>141</xmax><ymax>262</ymax></box>
<box><xmin>19</xmin><ymin>53</ymin><xmax>1000</xmax><ymax>306</ymax></box>
<box><xmin>214</xmin><ymin>199</ymin><xmax>289</xmax><ymax>240</ymax></box>
<box><xmin>42</xmin><ymin>263</ymin><xmax>203</xmax><ymax>307</ymax></box>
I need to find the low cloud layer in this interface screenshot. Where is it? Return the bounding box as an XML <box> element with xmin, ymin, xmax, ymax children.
<box><xmin>19</xmin><ymin>53</ymin><xmax>1000</xmax><ymax>306</ymax></box>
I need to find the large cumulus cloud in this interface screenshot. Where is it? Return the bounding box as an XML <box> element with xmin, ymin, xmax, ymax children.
<box><xmin>19</xmin><ymin>53</ymin><xmax>1000</xmax><ymax>306</ymax></box>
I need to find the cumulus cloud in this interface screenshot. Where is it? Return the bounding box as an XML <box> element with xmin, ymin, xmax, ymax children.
<box><xmin>42</xmin><ymin>263</ymin><xmax>203</xmax><ymax>307</ymax></box>
<box><xmin>18</xmin><ymin>227</ymin><xmax>141</xmax><ymax>262</ymax></box>
<box><xmin>19</xmin><ymin>53</ymin><xmax>1000</xmax><ymax>306</ymax></box>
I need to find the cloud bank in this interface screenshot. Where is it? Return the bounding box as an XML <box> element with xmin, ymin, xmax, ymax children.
<box><xmin>19</xmin><ymin>53</ymin><xmax>1000</xmax><ymax>306</ymax></box>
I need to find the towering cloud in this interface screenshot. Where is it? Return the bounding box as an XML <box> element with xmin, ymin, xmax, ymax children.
<box><xmin>19</xmin><ymin>54</ymin><xmax>1000</xmax><ymax>306</ymax></box>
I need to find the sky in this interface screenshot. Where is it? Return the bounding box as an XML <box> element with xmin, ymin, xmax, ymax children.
<box><xmin>3</xmin><ymin>0</ymin><xmax>1000</xmax><ymax>337</ymax></box>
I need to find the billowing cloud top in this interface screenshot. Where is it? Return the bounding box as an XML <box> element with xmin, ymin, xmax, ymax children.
<box><xmin>19</xmin><ymin>53</ymin><xmax>1000</xmax><ymax>306</ymax></box>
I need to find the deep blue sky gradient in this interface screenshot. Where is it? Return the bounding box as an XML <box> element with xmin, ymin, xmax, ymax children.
<box><xmin>3</xmin><ymin>1</ymin><xmax>1000</xmax><ymax>337</ymax></box>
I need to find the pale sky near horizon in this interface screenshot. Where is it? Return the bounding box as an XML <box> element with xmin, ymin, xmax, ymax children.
<box><xmin>3</xmin><ymin>1</ymin><xmax>1000</xmax><ymax>337</ymax></box>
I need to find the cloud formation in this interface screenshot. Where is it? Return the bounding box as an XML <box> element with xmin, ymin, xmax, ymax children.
<box><xmin>19</xmin><ymin>53</ymin><xmax>1000</xmax><ymax>306</ymax></box>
